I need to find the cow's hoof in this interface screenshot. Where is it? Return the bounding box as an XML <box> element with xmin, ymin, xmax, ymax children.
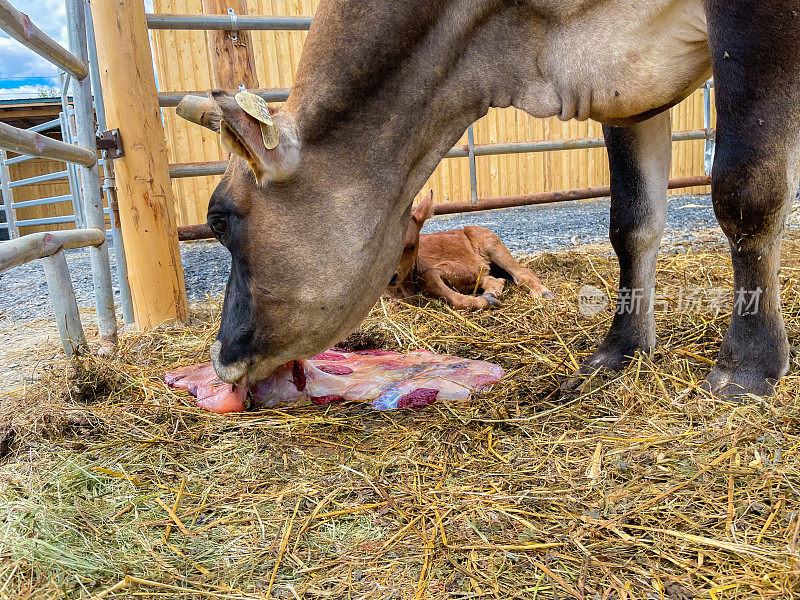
<box><xmin>699</xmin><ymin>364</ymin><xmax>778</xmax><ymax>401</ymax></box>
<box><xmin>582</xmin><ymin>345</ymin><xmax>640</xmax><ymax>372</ymax></box>
<box><xmin>560</xmin><ymin>367</ymin><xmax>603</xmax><ymax>394</ymax></box>
<box><xmin>481</xmin><ymin>293</ymin><xmax>503</xmax><ymax>308</ymax></box>
<box><xmin>561</xmin><ymin>345</ymin><xmax>648</xmax><ymax>393</ymax></box>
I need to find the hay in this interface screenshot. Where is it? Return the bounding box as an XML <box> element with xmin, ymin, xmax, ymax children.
<box><xmin>2</xmin><ymin>232</ymin><xmax>800</xmax><ymax>599</ymax></box>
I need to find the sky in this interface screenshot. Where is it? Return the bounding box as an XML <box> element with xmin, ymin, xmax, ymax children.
<box><xmin>0</xmin><ymin>0</ymin><xmax>154</xmax><ymax>100</ymax></box>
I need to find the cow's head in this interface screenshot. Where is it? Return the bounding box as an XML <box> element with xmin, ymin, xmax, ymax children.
<box><xmin>178</xmin><ymin>92</ymin><xmax>411</xmax><ymax>384</ymax></box>
<box><xmin>386</xmin><ymin>190</ymin><xmax>434</xmax><ymax>298</ymax></box>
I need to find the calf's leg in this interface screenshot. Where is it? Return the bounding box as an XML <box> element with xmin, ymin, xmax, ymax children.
<box><xmin>702</xmin><ymin>0</ymin><xmax>800</xmax><ymax>397</ymax></box>
<box><xmin>419</xmin><ymin>269</ymin><xmax>494</xmax><ymax>310</ymax></box>
<box><xmin>479</xmin><ymin>274</ymin><xmax>506</xmax><ymax>300</ymax></box>
<box><xmin>580</xmin><ymin>111</ymin><xmax>672</xmax><ymax>372</ymax></box>
<box><xmin>482</xmin><ymin>233</ymin><xmax>553</xmax><ymax>298</ymax></box>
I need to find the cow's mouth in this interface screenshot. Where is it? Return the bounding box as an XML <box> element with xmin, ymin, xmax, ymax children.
<box><xmin>209</xmin><ymin>339</ymin><xmax>291</xmax><ymax>387</ymax></box>
<box><xmin>166</xmin><ymin>358</ymin><xmax>308</xmax><ymax>413</ymax></box>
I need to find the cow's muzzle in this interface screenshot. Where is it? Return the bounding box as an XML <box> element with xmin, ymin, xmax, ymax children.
<box><xmin>211</xmin><ymin>340</ymin><xmax>250</xmax><ymax>383</ymax></box>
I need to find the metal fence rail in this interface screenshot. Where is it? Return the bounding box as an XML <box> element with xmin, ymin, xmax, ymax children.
<box><xmin>146</xmin><ymin>13</ymin><xmax>312</xmax><ymax>31</ymax></box>
<box><xmin>0</xmin><ymin>120</ymin><xmax>97</xmax><ymax>166</ymax></box>
<box><xmin>0</xmin><ymin>0</ymin><xmax>117</xmax><ymax>354</ymax></box>
<box><xmin>166</xmin><ymin>127</ymin><xmax>714</xmax><ymax>178</ymax></box>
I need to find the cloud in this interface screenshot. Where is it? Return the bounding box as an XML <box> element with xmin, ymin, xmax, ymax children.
<box><xmin>0</xmin><ymin>1</ymin><xmax>68</xmax><ymax>98</ymax></box>
<box><xmin>0</xmin><ymin>0</ymin><xmax>157</xmax><ymax>100</ymax></box>
<box><xmin>0</xmin><ymin>83</ymin><xmax>60</xmax><ymax>99</ymax></box>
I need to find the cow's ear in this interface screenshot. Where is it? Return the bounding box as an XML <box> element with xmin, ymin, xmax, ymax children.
<box><xmin>411</xmin><ymin>190</ymin><xmax>435</xmax><ymax>225</ymax></box>
<box><xmin>210</xmin><ymin>91</ymin><xmax>301</xmax><ymax>184</ymax></box>
<box><xmin>176</xmin><ymin>91</ymin><xmax>299</xmax><ymax>183</ymax></box>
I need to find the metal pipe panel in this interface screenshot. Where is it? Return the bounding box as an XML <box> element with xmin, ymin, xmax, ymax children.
<box><xmin>12</xmin><ymin>194</ymin><xmax>73</xmax><ymax>209</ymax></box>
<box><xmin>67</xmin><ymin>0</ymin><xmax>117</xmax><ymax>348</ymax></box>
<box><xmin>8</xmin><ymin>170</ymin><xmax>69</xmax><ymax>188</ymax></box>
<box><xmin>159</xmin><ymin>87</ymin><xmax>290</xmax><ymax>107</ymax></box>
<box><xmin>146</xmin><ymin>13</ymin><xmax>312</xmax><ymax>30</ymax></box>
<box><xmin>0</xmin><ymin>121</ymin><xmax>97</xmax><ymax>167</ymax></box>
<box><xmin>0</xmin><ymin>0</ymin><xmax>89</xmax><ymax>79</ymax></box>
<box><xmin>0</xmin><ymin>227</ymin><xmax>105</xmax><ymax>273</ymax></box>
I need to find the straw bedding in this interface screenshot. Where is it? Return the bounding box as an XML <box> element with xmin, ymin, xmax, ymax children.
<box><xmin>1</xmin><ymin>232</ymin><xmax>799</xmax><ymax>599</ymax></box>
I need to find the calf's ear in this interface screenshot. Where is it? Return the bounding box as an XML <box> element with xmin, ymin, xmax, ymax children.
<box><xmin>210</xmin><ymin>91</ymin><xmax>301</xmax><ymax>184</ymax></box>
<box><xmin>411</xmin><ymin>189</ymin><xmax>435</xmax><ymax>225</ymax></box>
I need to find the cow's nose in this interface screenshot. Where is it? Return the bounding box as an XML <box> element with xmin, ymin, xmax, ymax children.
<box><xmin>388</xmin><ymin>272</ymin><xmax>399</xmax><ymax>287</ymax></box>
<box><xmin>211</xmin><ymin>340</ymin><xmax>250</xmax><ymax>383</ymax></box>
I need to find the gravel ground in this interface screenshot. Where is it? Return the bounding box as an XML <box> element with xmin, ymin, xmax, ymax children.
<box><xmin>0</xmin><ymin>193</ymin><xmax>726</xmax><ymax>324</ymax></box>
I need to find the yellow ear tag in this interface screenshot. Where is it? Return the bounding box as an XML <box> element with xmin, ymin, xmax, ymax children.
<box><xmin>234</xmin><ymin>91</ymin><xmax>279</xmax><ymax>150</ymax></box>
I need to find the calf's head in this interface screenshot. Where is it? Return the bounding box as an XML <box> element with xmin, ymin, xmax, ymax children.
<box><xmin>179</xmin><ymin>92</ymin><xmax>411</xmax><ymax>383</ymax></box>
<box><xmin>386</xmin><ymin>191</ymin><xmax>435</xmax><ymax>297</ymax></box>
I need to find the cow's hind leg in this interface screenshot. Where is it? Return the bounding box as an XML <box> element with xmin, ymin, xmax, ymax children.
<box><xmin>579</xmin><ymin>111</ymin><xmax>672</xmax><ymax>373</ymax></box>
<box><xmin>702</xmin><ymin>1</ymin><xmax>800</xmax><ymax>398</ymax></box>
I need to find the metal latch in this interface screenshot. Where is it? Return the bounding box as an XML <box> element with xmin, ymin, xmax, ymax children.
<box><xmin>96</xmin><ymin>129</ymin><xmax>124</xmax><ymax>159</ymax></box>
<box><xmin>227</xmin><ymin>8</ymin><xmax>239</xmax><ymax>40</ymax></box>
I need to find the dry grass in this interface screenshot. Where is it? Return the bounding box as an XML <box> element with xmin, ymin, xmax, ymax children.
<box><xmin>2</xmin><ymin>232</ymin><xmax>800</xmax><ymax>599</ymax></box>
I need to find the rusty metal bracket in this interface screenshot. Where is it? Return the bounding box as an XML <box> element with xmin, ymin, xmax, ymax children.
<box><xmin>95</xmin><ymin>128</ymin><xmax>123</xmax><ymax>159</ymax></box>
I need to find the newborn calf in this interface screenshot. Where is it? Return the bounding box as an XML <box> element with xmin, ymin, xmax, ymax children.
<box><xmin>386</xmin><ymin>191</ymin><xmax>552</xmax><ymax>310</ymax></box>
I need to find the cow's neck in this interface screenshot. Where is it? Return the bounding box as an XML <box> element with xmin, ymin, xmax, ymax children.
<box><xmin>285</xmin><ymin>0</ymin><xmax>525</xmax><ymax>204</ymax></box>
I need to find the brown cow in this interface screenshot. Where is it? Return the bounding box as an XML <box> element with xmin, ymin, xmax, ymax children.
<box><xmin>386</xmin><ymin>191</ymin><xmax>552</xmax><ymax>310</ymax></box>
<box><xmin>177</xmin><ymin>0</ymin><xmax>800</xmax><ymax>399</ymax></box>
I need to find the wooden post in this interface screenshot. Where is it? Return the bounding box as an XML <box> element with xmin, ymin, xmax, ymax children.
<box><xmin>89</xmin><ymin>0</ymin><xmax>188</xmax><ymax>328</ymax></box>
<box><xmin>201</xmin><ymin>0</ymin><xmax>259</xmax><ymax>91</ymax></box>
<box><xmin>42</xmin><ymin>250</ymin><xmax>88</xmax><ymax>357</ymax></box>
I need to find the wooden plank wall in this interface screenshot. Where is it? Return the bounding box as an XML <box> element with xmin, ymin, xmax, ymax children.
<box><xmin>151</xmin><ymin>0</ymin><xmax>715</xmax><ymax>226</ymax></box>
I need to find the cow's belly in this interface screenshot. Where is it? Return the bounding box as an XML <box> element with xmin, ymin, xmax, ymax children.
<box><xmin>514</xmin><ymin>0</ymin><xmax>710</xmax><ymax>125</ymax></box>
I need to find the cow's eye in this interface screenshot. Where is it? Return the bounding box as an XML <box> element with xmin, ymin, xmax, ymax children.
<box><xmin>208</xmin><ymin>215</ymin><xmax>228</xmax><ymax>236</ymax></box>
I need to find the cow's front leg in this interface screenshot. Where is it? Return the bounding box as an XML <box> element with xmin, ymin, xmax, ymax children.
<box><xmin>580</xmin><ymin>111</ymin><xmax>671</xmax><ymax>372</ymax></box>
<box><xmin>701</xmin><ymin>0</ymin><xmax>800</xmax><ymax>398</ymax></box>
